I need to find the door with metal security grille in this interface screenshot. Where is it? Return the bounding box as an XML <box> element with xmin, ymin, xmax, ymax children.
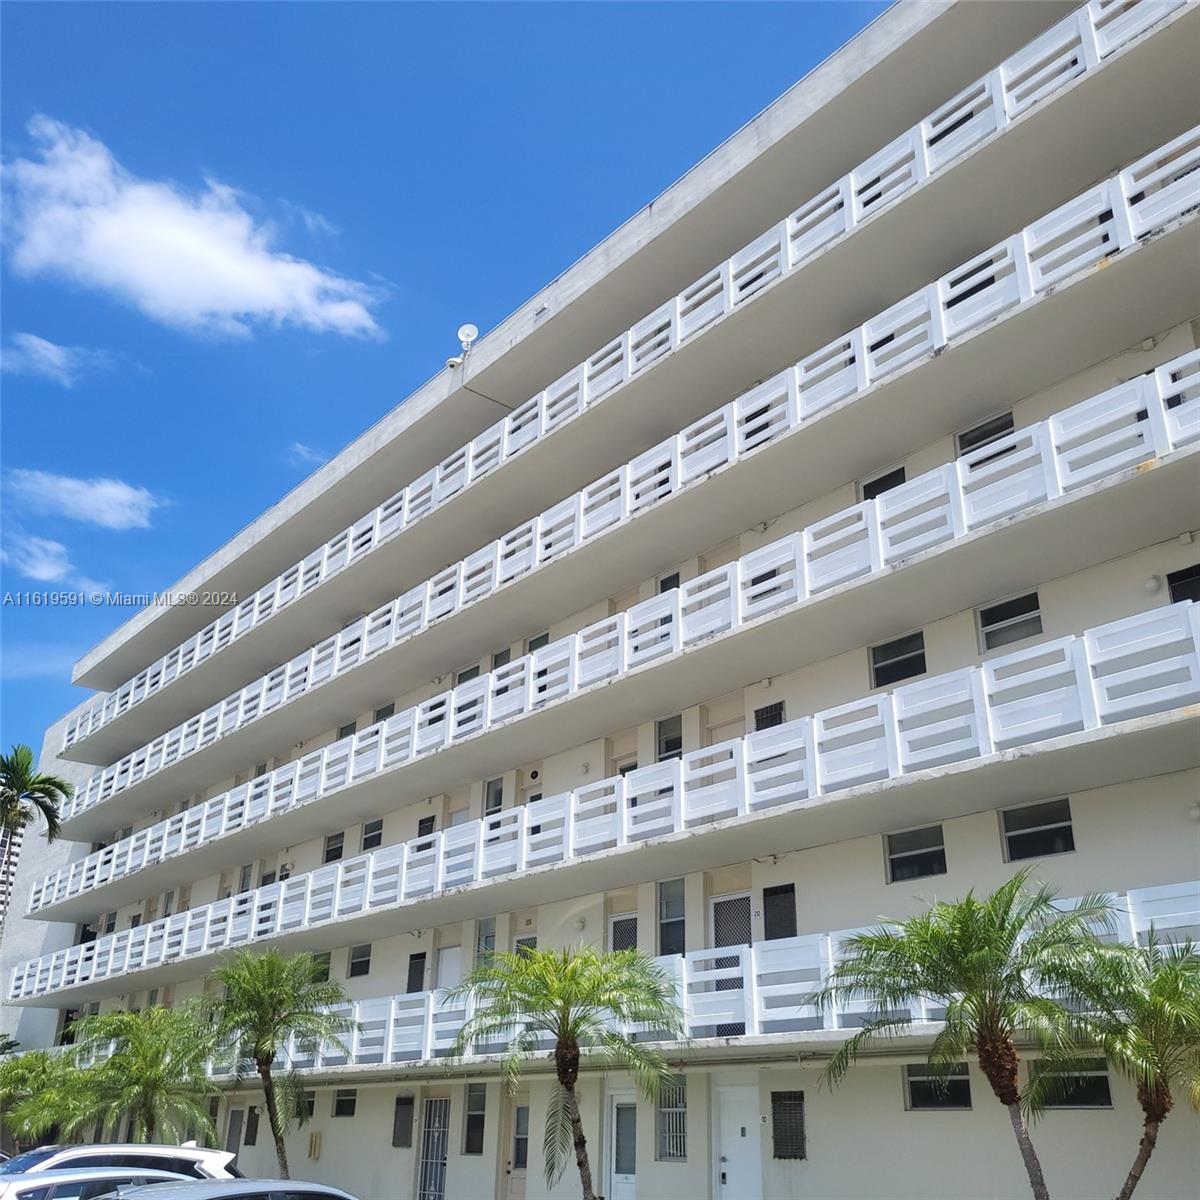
<box><xmin>418</xmin><ymin>1096</ymin><xmax>451</xmax><ymax>1200</ymax></box>
<box><xmin>711</xmin><ymin>893</ymin><xmax>752</xmax><ymax>1036</ymax></box>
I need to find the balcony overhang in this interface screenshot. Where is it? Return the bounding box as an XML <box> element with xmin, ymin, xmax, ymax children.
<box><xmin>66</xmin><ymin>0</ymin><xmax>1196</xmax><ymax>703</ymax></box>
<box><xmin>56</xmin><ymin>207</ymin><xmax>1200</xmax><ymax>835</ymax></box>
<box><xmin>19</xmin><ymin>707</ymin><xmax>1199</xmax><ymax>1007</ymax></box>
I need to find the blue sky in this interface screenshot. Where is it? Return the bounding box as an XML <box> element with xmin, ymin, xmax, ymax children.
<box><xmin>0</xmin><ymin>0</ymin><xmax>884</xmax><ymax>757</ymax></box>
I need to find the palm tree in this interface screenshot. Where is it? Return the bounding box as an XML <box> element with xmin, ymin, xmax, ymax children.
<box><xmin>206</xmin><ymin>949</ymin><xmax>356</xmax><ymax>1178</ymax></box>
<box><xmin>817</xmin><ymin>869</ymin><xmax>1115</xmax><ymax>1200</ymax></box>
<box><xmin>0</xmin><ymin>744</ymin><xmax>73</xmax><ymax>943</ymax></box>
<box><xmin>0</xmin><ymin>1047</ymin><xmax>79</xmax><ymax>1148</ymax></box>
<box><xmin>5</xmin><ymin>1007</ymin><xmax>218</xmax><ymax>1144</ymax></box>
<box><xmin>448</xmin><ymin>945</ymin><xmax>688</xmax><ymax>1200</ymax></box>
<box><xmin>1032</xmin><ymin>931</ymin><xmax>1200</xmax><ymax>1200</ymax></box>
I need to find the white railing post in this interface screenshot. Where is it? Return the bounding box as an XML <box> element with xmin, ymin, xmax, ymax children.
<box><xmin>744</xmin><ymin>944</ymin><xmax>762</xmax><ymax>1036</ymax></box>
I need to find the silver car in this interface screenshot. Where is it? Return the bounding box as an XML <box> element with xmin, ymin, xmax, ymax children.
<box><xmin>0</xmin><ymin>1167</ymin><xmax>190</xmax><ymax>1200</ymax></box>
<box><xmin>95</xmin><ymin>1183</ymin><xmax>358</xmax><ymax>1200</ymax></box>
<box><xmin>0</xmin><ymin>1150</ymin><xmax>238</xmax><ymax>1183</ymax></box>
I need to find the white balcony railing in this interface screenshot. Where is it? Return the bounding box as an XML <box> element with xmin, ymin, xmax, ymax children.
<box><xmin>204</xmin><ymin>878</ymin><xmax>1193</xmax><ymax>1070</ymax></box>
<box><xmin>58</xmin><ymin>124</ymin><xmax>1200</xmax><ymax>826</ymax></box>
<box><xmin>60</xmin><ymin>0</ymin><xmax>1189</xmax><ymax>755</ymax></box>
<box><xmin>15</xmin><ymin>601</ymin><xmax>1200</xmax><ymax>1002</ymax></box>
<box><xmin>36</xmin><ymin>346</ymin><xmax>1200</xmax><ymax>907</ymax></box>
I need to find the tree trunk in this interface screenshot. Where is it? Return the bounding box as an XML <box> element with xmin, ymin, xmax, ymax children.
<box><xmin>0</xmin><ymin>830</ymin><xmax>15</xmax><ymax>946</ymax></box>
<box><xmin>1116</xmin><ymin>1080</ymin><xmax>1173</xmax><ymax>1200</ymax></box>
<box><xmin>564</xmin><ymin>1083</ymin><xmax>596</xmax><ymax>1200</ymax></box>
<box><xmin>257</xmin><ymin>1060</ymin><xmax>290</xmax><ymax>1179</ymax></box>
<box><xmin>976</xmin><ymin>1034</ymin><xmax>1049</xmax><ymax>1200</ymax></box>
<box><xmin>555</xmin><ymin>1035</ymin><xmax>596</xmax><ymax>1200</ymax></box>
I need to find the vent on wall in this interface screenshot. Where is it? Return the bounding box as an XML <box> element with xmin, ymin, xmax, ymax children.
<box><xmin>308</xmin><ymin>1131</ymin><xmax>322</xmax><ymax>1160</ymax></box>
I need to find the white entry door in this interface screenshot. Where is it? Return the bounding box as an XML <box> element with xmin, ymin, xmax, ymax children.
<box><xmin>608</xmin><ymin>1091</ymin><xmax>637</xmax><ymax>1200</ymax></box>
<box><xmin>435</xmin><ymin>944</ymin><xmax>461</xmax><ymax>990</ymax></box>
<box><xmin>716</xmin><ymin>1085</ymin><xmax>763</xmax><ymax>1200</ymax></box>
<box><xmin>503</xmin><ymin>1097</ymin><xmax>530</xmax><ymax>1200</ymax></box>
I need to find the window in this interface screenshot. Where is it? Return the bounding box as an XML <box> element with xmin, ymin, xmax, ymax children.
<box><xmin>310</xmin><ymin>951</ymin><xmax>331</xmax><ymax>983</ymax></box>
<box><xmin>526</xmin><ymin>631</ymin><xmax>550</xmax><ymax>654</ymax></box>
<box><xmin>763</xmin><ymin>884</ymin><xmax>797</xmax><ymax>941</ymax></box>
<box><xmin>656</xmin><ymin>714</ymin><xmax>683</xmax><ymax>762</ymax></box>
<box><xmin>860</xmin><ymin>464</ymin><xmax>906</xmax><ymax>502</ymax></box>
<box><xmin>957</xmin><ymin>410</ymin><xmax>1015</xmax><ymax>457</ymax></box>
<box><xmin>406</xmin><ymin>952</ymin><xmax>427</xmax><ymax>994</ymax></box>
<box><xmin>905</xmin><ymin>1063</ymin><xmax>971</xmax><ymax>1110</ymax></box>
<box><xmin>512</xmin><ymin>1104</ymin><xmax>530</xmax><ymax>1169</ymax></box>
<box><xmin>770</xmin><ymin>1091</ymin><xmax>806</xmax><ymax>1159</ymax></box>
<box><xmin>1167</xmin><ymin>563</ymin><xmax>1200</xmax><ymax>604</ymax></box>
<box><xmin>373</xmin><ymin>703</ymin><xmax>395</xmax><ymax>724</ymax></box>
<box><xmin>658</xmin><ymin>572</ymin><xmax>680</xmax><ymax>594</ymax></box>
<box><xmin>302</xmin><ymin>1091</ymin><xmax>316</xmax><ymax>1118</ymax></box>
<box><xmin>1002</xmin><ymin>798</ymin><xmax>1074</xmax><ymax>861</ymax></box>
<box><xmin>456</xmin><ymin>664</ymin><xmax>481</xmax><ymax>685</ymax></box>
<box><xmin>463</xmin><ymin>1083</ymin><xmax>487</xmax><ymax>1154</ymax></box>
<box><xmin>656</xmin><ymin>1075</ymin><xmax>687</xmax><ymax>1161</ymax></box>
<box><xmin>254</xmin><ymin>762</ymin><xmax>269</xmax><ymax>778</ymax></box>
<box><xmin>245</xmin><ymin>1105</ymin><xmax>260</xmax><ymax>1145</ymax></box>
<box><xmin>237</xmin><ymin>863</ymin><xmax>254</xmax><ymax>894</ymax></box>
<box><xmin>886</xmin><ymin>825</ymin><xmax>946</xmax><ymax>882</ymax></box>
<box><xmin>484</xmin><ymin>777</ymin><xmax>504</xmax><ymax>815</ymax></box>
<box><xmin>610</xmin><ymin>914</ymin><xmax>638</xmax><ymax>952</ymax></box>
<box><xmin>332</xmin><ymin>1088</ymin><xmax>357</xmax><ymax>1117</ymax></box>
<box><xmin>658</xmin><ymin>879</ymin><xmax>685</xmax><ymax>956</ymax></box>
<box><xmin>1033</xmin><ymin>1058</ymin><xmax>1113</xmax><ymax>1108</ymax></box>
<box><xmin>514</xmin><ymin>934</ymin><xmax>538</xmax><ymax>955</ymax></box>
<box><xmin>337</xmin><ymin>721</ymin><xmax>357</xmax><ymax>740</ymax></box>
<box><xmin>475</xmin><ymin>917</ymin><xmax>496</xmax><ymax>962</ymax></box>
<box><xmin>361</xmin><ymin>818</ymin><xmax>384</xmax><ymax>852</ymax></box>
<box><xmin>392</xmin><ymin>1095</ymin><xmax>415</xmax><ymax>1148</ymax></box>
<box><xmin>754</xmin><ymin>702</ymin><xmax>785</xmax><ymax>731</ymax></box>
<box><xmin>348</xmin><ymin>944</ymin><xmax>372</xmax><ymax>978</ymax></box>
<box><xmin>323</xmin><ymin>832</ymin><xmax>345</xmax><ymax>864</ymax></box>
<box><xmin>870</xmin><ymin>631</ymin><xmax>926</xmax><ymax>687</ymax></box>
<box><xmin>978</xmin><ymin>592</ymin><xmax>1042</xmax><ymax>651</ymax></box>
<box><xmin>492</xmin><ymin>647</ymin><xmax>512</xmax><ymax>671</ymax></box>
<box><xmin>416</xmin><ymin>815</ymin><xmax>436</xmax><ymax>848</ymax></box>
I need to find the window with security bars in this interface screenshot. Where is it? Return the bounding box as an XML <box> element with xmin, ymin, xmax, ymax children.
<box><xmin>905</xmin><ymin>1063</ymin><xmax>971</xmax><ymax>1109</ymax></box>
<box><xmin>656</xmin><ymin>1075</ymin><xmax>687</xmax><ymax>1161</ymax></box>
<box><xmin>611</xmin><ymin>914</ymin><xmax>638</xmax><ymax>952</ymax></box>
<box><xmin>1032</xmin><ymin>1058</ymin><xmax>1113</xmax><ymax>1108</ymax></box>
<box><xmin>977</xmin><ymin>592</ymin><xmax>1042</xmax><ymax>651</ymax></box>
<box><xmin>886</xmin><ymin>825</ymin><xmax>946</xmax><ymax>882</ymax></box>
<box><xmin>1167</xmin><ymin>563</ymin><xmax>1200</xmax><ymax>604</ymax></box>
<box><xmin>869</xmin><ymin>631</ymin><xmax>926</xmax><ymax>687</ymax></box>
<box><xmin>1002</xmin><ymin>798</ymin><xmax>1073</xmax><ymax>861</ymax></box>
<box><xmin>770</xmin><ymin>1091</ymin><xmax>806</xmax><ymax>1159</ymax></box>
<box><xmin>754</xmin><ymin>702</ymin><xmax>786</xmax><ymax>731</ymax></box>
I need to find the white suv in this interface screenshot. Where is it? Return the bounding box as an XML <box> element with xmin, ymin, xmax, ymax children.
<box><xmin>0</xmin><ymin>1149</ymin><xmax>239</xmax><ymax>1182</ymax></box>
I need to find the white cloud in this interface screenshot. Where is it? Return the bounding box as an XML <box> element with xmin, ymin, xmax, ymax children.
<box><xmin>6</xmin><ymin>468</ymin><xmax>162</xmax><ymax>530</ymax></box>
<box><xmin>1</xmin><ymin>332</ymin><xmax>114</xmax><ymax>387</ymax></box>
<box><xmin>0</xmin><ymin>533</ymin><xmax>106</xmax><ymax>594</ymax></box>
<box><xmin>285</xmin><ymin>441</ymin><xmax>326</xmax><ymax>468</ymax></box>
<box><xmin>6</xmin><ymin>116</ymin><xmax>383</xmax><ymax>339</ymax></box>
<box><xmin>281</xmin><ymin>199</ymin><xmax>340</xmax><ymax>240</ymax></box>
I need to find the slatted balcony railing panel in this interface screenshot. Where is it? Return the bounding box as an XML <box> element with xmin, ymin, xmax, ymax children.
<box><xmin>62</xmin><ymin>0</ymin><xmax>1188</xmax><ymax>756</ymax></box>
<box><xmin>17</xmin><ymin>602</ymin><xmax>1199</xmax><ymax>1000</ymax></box>
<box><xmin>191</xmin><ymin>880</ymin><xmax>1199</xmax><ymax>1073</ymax></box>
<box><xmin>33</xmin><ymin>341</ymin><xmax>1200</xmax><ymax>913</ymax></box>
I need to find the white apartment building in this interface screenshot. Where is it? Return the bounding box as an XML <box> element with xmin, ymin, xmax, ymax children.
<box><xmin>4</xmin><ymin>2</ymin><xmax>1200</xmax><ymax>1197</ymax></box>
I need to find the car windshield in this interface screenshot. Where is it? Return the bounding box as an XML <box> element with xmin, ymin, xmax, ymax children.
<box><xmin>0</xmin><ymin>1147</ymin><xmax>61</xmax><ymax>1174</ymax></box>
